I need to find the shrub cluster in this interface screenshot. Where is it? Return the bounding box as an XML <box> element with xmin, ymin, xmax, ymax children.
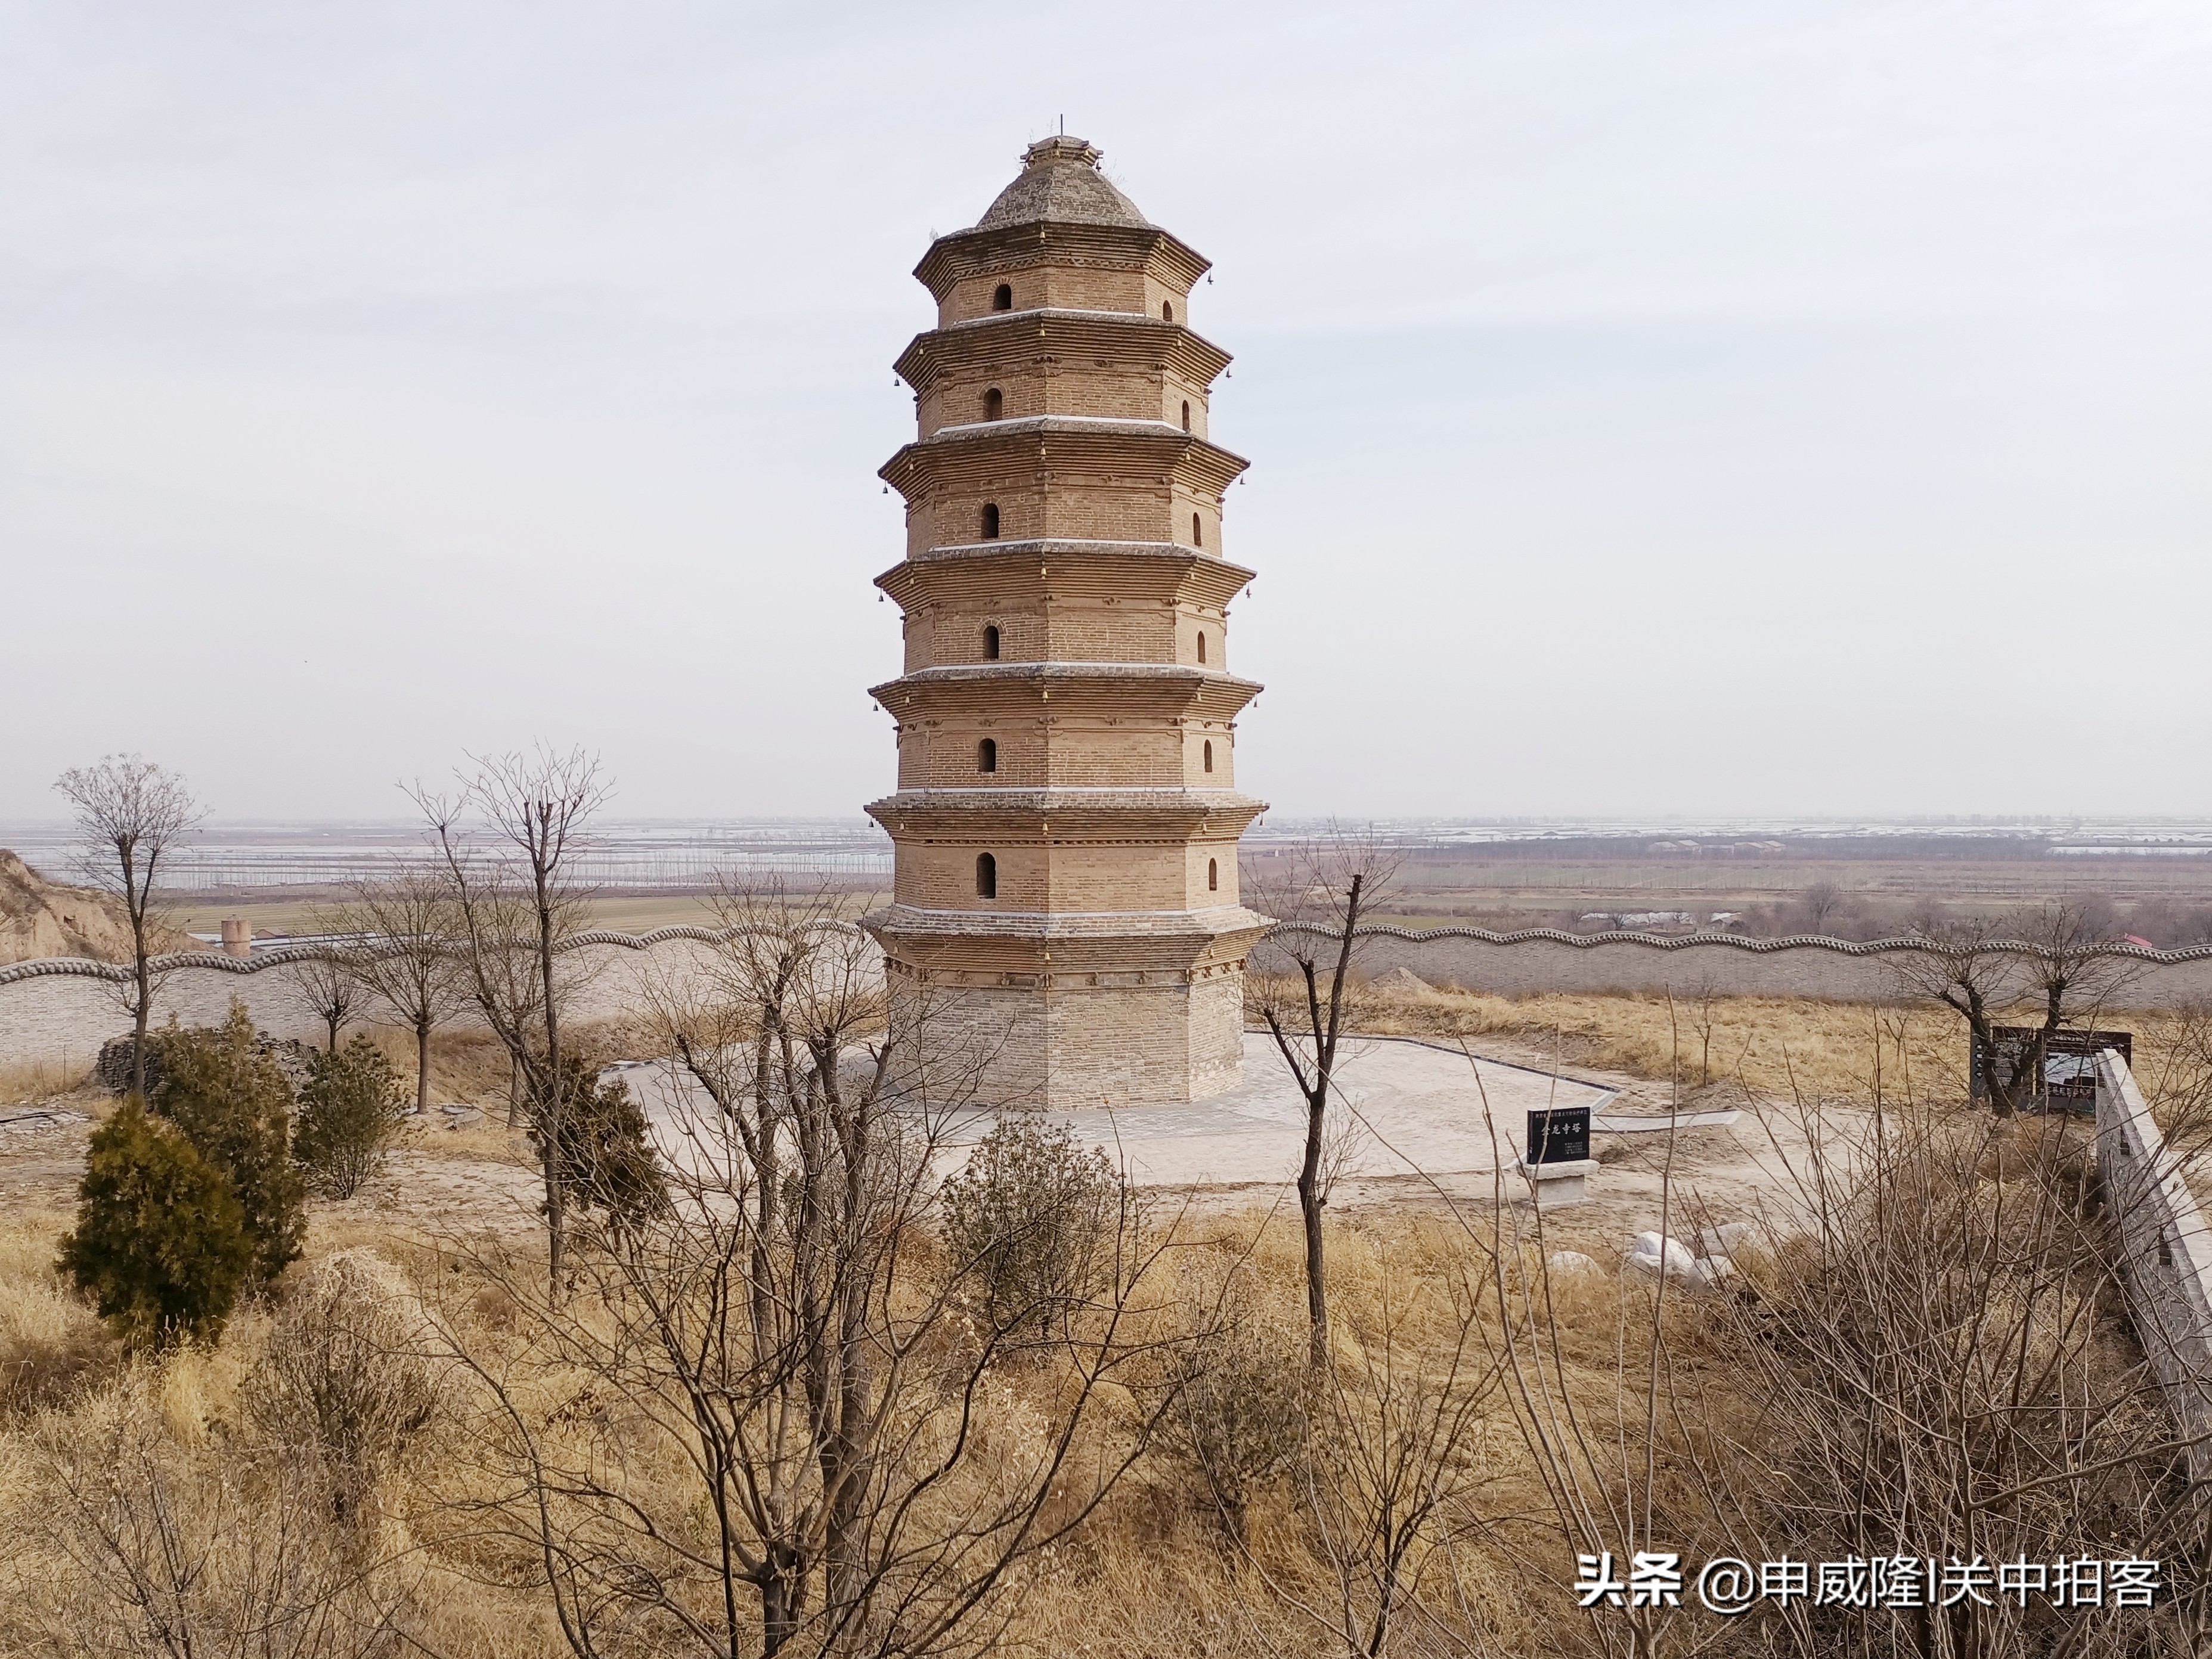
<box><xmin>246</xmin><ymin>1249</ymin><xmax>437</xmax><ymax>1521</ymax></box>
<box><xmin>151</xmin><ymin>1002</ymin><xmax>306</xmax><ymax>1284</ymax></box>
<box><xmin>295</xmin><ymin>1034</ymin><xmax>410</xmax><ymax>1198</ymax></box>
<box><xmin>60</xmin><ymin>1001</ymin><xmax>306</xmax><ymax>1349</ymax></box>
<box><xmin>529</xmin><ymin>1056</ymin><xmax>665</xmax><ymax>1233</ymax></box>
<box><xmin>940</xmin><ymin>1115</ymin><xmax>1124</xmax><ymax>1338</ymax></box>
<box><xmin>57</xmin><ymin>1099</ymin><xmax>254</xmax><ymax>1350</ymax></box>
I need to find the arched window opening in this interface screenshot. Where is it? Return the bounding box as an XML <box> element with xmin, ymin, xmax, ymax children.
<box><xmin>984</xmin><ymin>387</ymin><xmax>1003</xmax><ymax>421</ymax></box>
<box><xmin>1208</xmin><ymin>858</ymin><xmax>1219</xmax><ymax>892</ymax></box>
<box><xmin>981</xmin><ymin>503</ymin><xmax>1000</xmax><ymax>539</ymax></box>
<box><xmin>983</xmin><ymin>624</ymin><xmax>1000</xmax><ymax>660</ymax></box>
<box><xmin>1181</xmin><ymin>400</ymin><xmax>1191</xmax><ymax>432</ymax></box>
<box><xmin>1163</xmin><ymin>300</ymin><xmax>1174</xmax><ymax>322</ymax></box>
<box><xmin>978</xmin><ymin>738</ymin><xmax>997</xmax><ymax>773</ymax></box>
<box><xmin>976</xmin><ymin>853</ymin><xmax>997</xmax><ymax>900</ymax></box>
<box><xmin>1192</xmin><ymin>513</ymin><xmax>1203</xmax><ymax>547</ymax></box>
<box><xmin>993</xmin><ymin>283</ymin><xmax>1012</xmax><ymax>311</ymax></box>
<box><xmin>1197</xmin><ymin>631</ymin><xmax>1207</xmax><ymax>664</ymax></box>
<box><xmin>1203</xmin><ymin>740</ymin><xmax>1215</xmax><ymax>773</ymax></box>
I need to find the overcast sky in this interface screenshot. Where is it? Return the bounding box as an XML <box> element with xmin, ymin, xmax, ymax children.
<box><xmin>5</xmin><ymin>1</ymin><xmax>2208</xmax><ymax>821</ymax></box>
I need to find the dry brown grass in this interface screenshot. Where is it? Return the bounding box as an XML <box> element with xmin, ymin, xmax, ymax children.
<box><xmin>0</xmin><ymin>1058</ymin><xmax>100</xmax><ymax>1106</ymax></box>
<box><xmin>4</xmin><ymin>985</ymin><xmax>2205</xmax><ymax>1655</ymax></box>
<box><xmin>0</xmin><ymin>1192</ymin><xmax>1683</xmax><ymax>1657</ymax></box>
<box><xmin>0</xmin><ymin>1219</ymin><xmax>115</xmax><ymax>1418</ymax></box>
<box><xmin>0</xmin><ymin>1168</ymin><xmax>2195</xmax><ymax>1656</ymax></box>
<box><xmin>1254</xmin><ymin>971</ymin><xmax>1969</xmax><ymax>1100</ymax></box>
<box><xmin>1290</xmin><ymin>972</ymin><xmax>2212</xmax><ymax>1115</ymax></box>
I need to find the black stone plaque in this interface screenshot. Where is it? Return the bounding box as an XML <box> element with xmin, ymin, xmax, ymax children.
<box><xmin>1527</xmin><ymin>1106</ymin><xmax>1592</xmax><ymax>1165</ymax></box>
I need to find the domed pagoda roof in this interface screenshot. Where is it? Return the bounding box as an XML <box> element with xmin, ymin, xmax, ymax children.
<box><xmin>975</xmin><ymin>135</ymin><xmax>1149</xmax><ymax>230</ymax></box>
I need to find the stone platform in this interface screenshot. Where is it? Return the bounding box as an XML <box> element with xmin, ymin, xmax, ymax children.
<box><xmin>941</xmin><ymin>1032</ymin><xmax>1617</xmax><ymax>1189</ymax></box>
<box><xmin>632</xmin><ymin>1032</ymin><xmax>1616</xmax><ymax>1195</ymax></box>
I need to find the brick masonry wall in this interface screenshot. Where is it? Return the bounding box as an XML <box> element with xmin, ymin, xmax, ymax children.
<box><xmin>921</xmin><ymin>365</ymin><xmax>1203</xmax><ymax>437</ymax></box>
<box><xmin>0</xmin><ymin>932</ymin><xmax>774</xmax><ymax>1074</ymax></box>
<box><xmin>894</xmin><ymin>839</ymin><xmax>1213</xmax><ymax>912</ymax></box>
<box><xmin>23</xmin><ymin>926</ymin><xmax>2212</xmax><ymax>1076</ymax></box>
<box><xmin>938</xmin><ymin>264</ymin><xmax>1189</xmax><ymax>326</ymax></box>
<box><xmin>2096</xmin><ymin>1050</ymin><xmax>2212</xmax><ymax>1481</ymax></box>
<box><xmin>882</xmin><ymin>963</ymin><xmax>1243</xmax><ymax>1109</ymax></box>
<box><xmin>1249</xmin><ymin>924</ymin><xmax>2212</xmax><ymax>1007</ymax></box>
<box><xmin>898</xmin><ymin>569</ymin><xmax>1231</xmax><ymax>674</ymax></box>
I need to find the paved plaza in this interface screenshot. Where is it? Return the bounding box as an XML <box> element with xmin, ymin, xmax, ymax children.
<box><xmin>956</xmin><ymin>1032</ymin><xmax>1618</xmax><ymax>1189</ymax></box>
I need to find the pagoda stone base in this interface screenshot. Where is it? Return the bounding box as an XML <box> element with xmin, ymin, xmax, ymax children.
<box><xmin>878</xmin><ymin>950</ymin><xmax>1247</xmax><ymax>1110</ymax></box>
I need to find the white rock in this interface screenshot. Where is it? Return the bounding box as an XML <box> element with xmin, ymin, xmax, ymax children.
<box><xmin>1715</xmin><ymin>1221</ymin><xmax>1775</xmax><ymax>1257</ymax></box>
<box><xmin>1546</xmin><ymin>1251</ymin><xmax>1601</xmax><ymax>1277</ymax></box>
<box><xmin>1624</xmin><ymin>1232</ymin><xmax>1700</xmax><ymax>1280</ymax></box>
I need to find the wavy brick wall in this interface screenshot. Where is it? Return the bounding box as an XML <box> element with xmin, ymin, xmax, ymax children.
<box><xmin>1247</xmin><ymin>925</ymin><xmax>2212</xmax><ymax>1006</ymax></box>
<box><xmin>0</xmin><ymin>926</ymin><xmax>870</xmax><ymax>1072</ymax></box>
<box><xmin>10</xmin><ymin>922</ymin><xmax>2212</xmax><ymax>1072</ymax></box>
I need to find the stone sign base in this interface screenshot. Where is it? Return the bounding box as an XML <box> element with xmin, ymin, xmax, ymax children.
<box><xmin>1514</xmin><ymin>1156</ymin><xmax>1601</xmax><ymax>1209</ymax></box>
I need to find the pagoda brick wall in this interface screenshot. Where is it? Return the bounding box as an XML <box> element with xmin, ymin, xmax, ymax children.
<box><xmin>864</xmin><ymin>136</ymin><xmax>1272</xmax><ymax>1108</ymax></box>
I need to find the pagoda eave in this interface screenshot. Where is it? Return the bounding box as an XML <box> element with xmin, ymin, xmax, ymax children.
<box><xmin>879</xmin><ymin>419</ymin><xmax>1250</xmax><ymax>500</ymax></box>
<box><xmin>894</xmin><ymin>309</ymin><xmax>1232</xmax><ymax>389</ymax></box>
<box><xmin>870</xmin><ymin>666</ymin><xmax>1260</xmax><ymax>724</ymax></box>
<box><xmin>874</xmin><ymin>540</ymin><xmax>1254</xmax><ymax>611</ymax></box>
<box><xmin>866</xmin><ymin>789</ymin><xmax>1266</xmax><ymax>835</ymax></box>
<box><xmin>913</xmin><ymin>220</ymin><xmax>1211</xmax><ymax>299</ymax></box>
<box><xmin>863</xmin><ymin>902</ymin><xmax>1269</xmax><ymax>945</ymax></box>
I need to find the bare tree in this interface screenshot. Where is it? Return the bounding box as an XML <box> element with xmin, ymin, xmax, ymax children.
<box><xmin>1685</xmin><ymin>972</ymin><xmax>1723</xmax><ymax>1088</ymax></box>
<box><xmin>413</xmin><ymin>746</ymin><xmax>609</xmax><ymax>1294</ymax></box>
<box><xmin>2013</xmin><ymin>896</ymin><xmax>2146</xmax><ymax>1035</ymax></box>
<box><xmin>52</xmin><ymin>755</ymin><xmax>206</xmax><ymax>1097</ymax></box>
<box><xmin>1893</xmin><ymin>900</ymin><xmax>2145</xmax><ymax>1115</ymax></box>
<box><xmin>1247</xmin><ymin>833</ymin><xmax>1401</xmax><ymax>1366</ymax></box>
<box><xmin>1299</xmin><ymin>1266</ymin><xmax>1510</xmax><ymax>1658</ymax></box>
<box><xmin>426</xmin><ymin>886</ymin><xmax>1189</xmax><ymax>1658</ymax></box>
<box><xmin>285</xmin><ymin>927</ymin><xmax>371</xmax><ymax>1052</ymax></box>
<box><xmin>1798</xmin><ymin>879</ymin><xmax>1844</xmax><ymax>935</ymax></box>
<box><xmin>1688</xmin><ymin>1089</ymin><xmax>2210</xmax><ymax>1657</ymax></box>
<box><xmin>324</xmin><ymin>864</ymin><xmax>471</xmax><ymax>1112</ymax></box>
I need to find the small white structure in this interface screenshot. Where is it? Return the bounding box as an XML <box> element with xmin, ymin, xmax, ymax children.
<box><xmin>1514</xmin><ymin>1153</ymin><xmax>1600</xmax><ymax>1208</ymax></box>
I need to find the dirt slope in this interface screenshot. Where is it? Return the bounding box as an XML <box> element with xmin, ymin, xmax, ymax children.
<box><xmin>0</xmin><ymin>849</ymin><xmax>199</xmax><ymax>966</ymax></box>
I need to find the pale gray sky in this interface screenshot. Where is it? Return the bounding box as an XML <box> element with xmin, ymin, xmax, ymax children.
<box><xmin>5</xmin><ymin>1</ymin><xmax>2208</xmax><ymax>819</ymax></box>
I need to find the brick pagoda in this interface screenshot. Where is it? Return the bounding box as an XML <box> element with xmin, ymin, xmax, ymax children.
<box><xmin>865</xmin><ymin>135</ymin><xmax>1268</xmax><ymax>1108</ymax></box>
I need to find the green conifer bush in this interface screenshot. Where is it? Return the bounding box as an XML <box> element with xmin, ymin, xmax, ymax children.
<box><xmin>153</xmin><ymin>1001</ymin><xmax>305</xmax><ymax>1284</ymax></box>
<box><xmin>58</xmin><ymin>1097</ymin><xmax>253</xmax><ymax>1350</ymax></box>
<box><xmin>295</xmin><ymin>1034</ymin><xmax>409</xmax><ymax>1198</ymax></box>
<box><xmin>528</xmin><ymin>1057</ymin><xmax>666</xmax><ymax>1235</ymax></box>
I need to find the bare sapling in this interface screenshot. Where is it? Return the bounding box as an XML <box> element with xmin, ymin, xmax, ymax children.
<box><xmin>324</xmin><ymin>862</ymin><xmax>472</xmax><ymax>1112</ymax></box>
<box><xmin>413</xmin><ymin>746</ymin><xmax>609</xmax><ymax>1295</ymax></box>
<box><xmin>52</xmin><ymin>754</ymin><xmax>205</xmax><ymax>1097</ymax></box>
<box><xmin>423</xmin><ymin>883</ymin><xmax>1192</xmax><ymax>1658</ymax></box>
<box><xmin>1153</xmin><ymin>1251</ymin><xmax>1309</xmax><ymax>1548</ymax></box>
<box><xmin>1248</xmin><ymin>832</ymin><xmax>1402</xmax><ymax>1366</ymax></box>
<box><xmin>1299</xmin><ymin>1250</ymin><xmax>1511</xmax><ymax>1659</ymax></box>
<box><xmin>286</xmin><ymin>922</ymin><xmax>371</xmax><ymax>1052</ymax></box>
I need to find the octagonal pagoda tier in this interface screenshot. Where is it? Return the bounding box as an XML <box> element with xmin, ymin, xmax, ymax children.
<box><xmin>863</xmin><ymin>135</ymin><xmax>1271</xmax><ymax>1110</ymax></box>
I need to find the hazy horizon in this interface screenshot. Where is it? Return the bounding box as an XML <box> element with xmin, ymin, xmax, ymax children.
<box><xmin>9</xmin><ymin>3</ymin><xmax>2210</xmax><ymax>820</ymax></box>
